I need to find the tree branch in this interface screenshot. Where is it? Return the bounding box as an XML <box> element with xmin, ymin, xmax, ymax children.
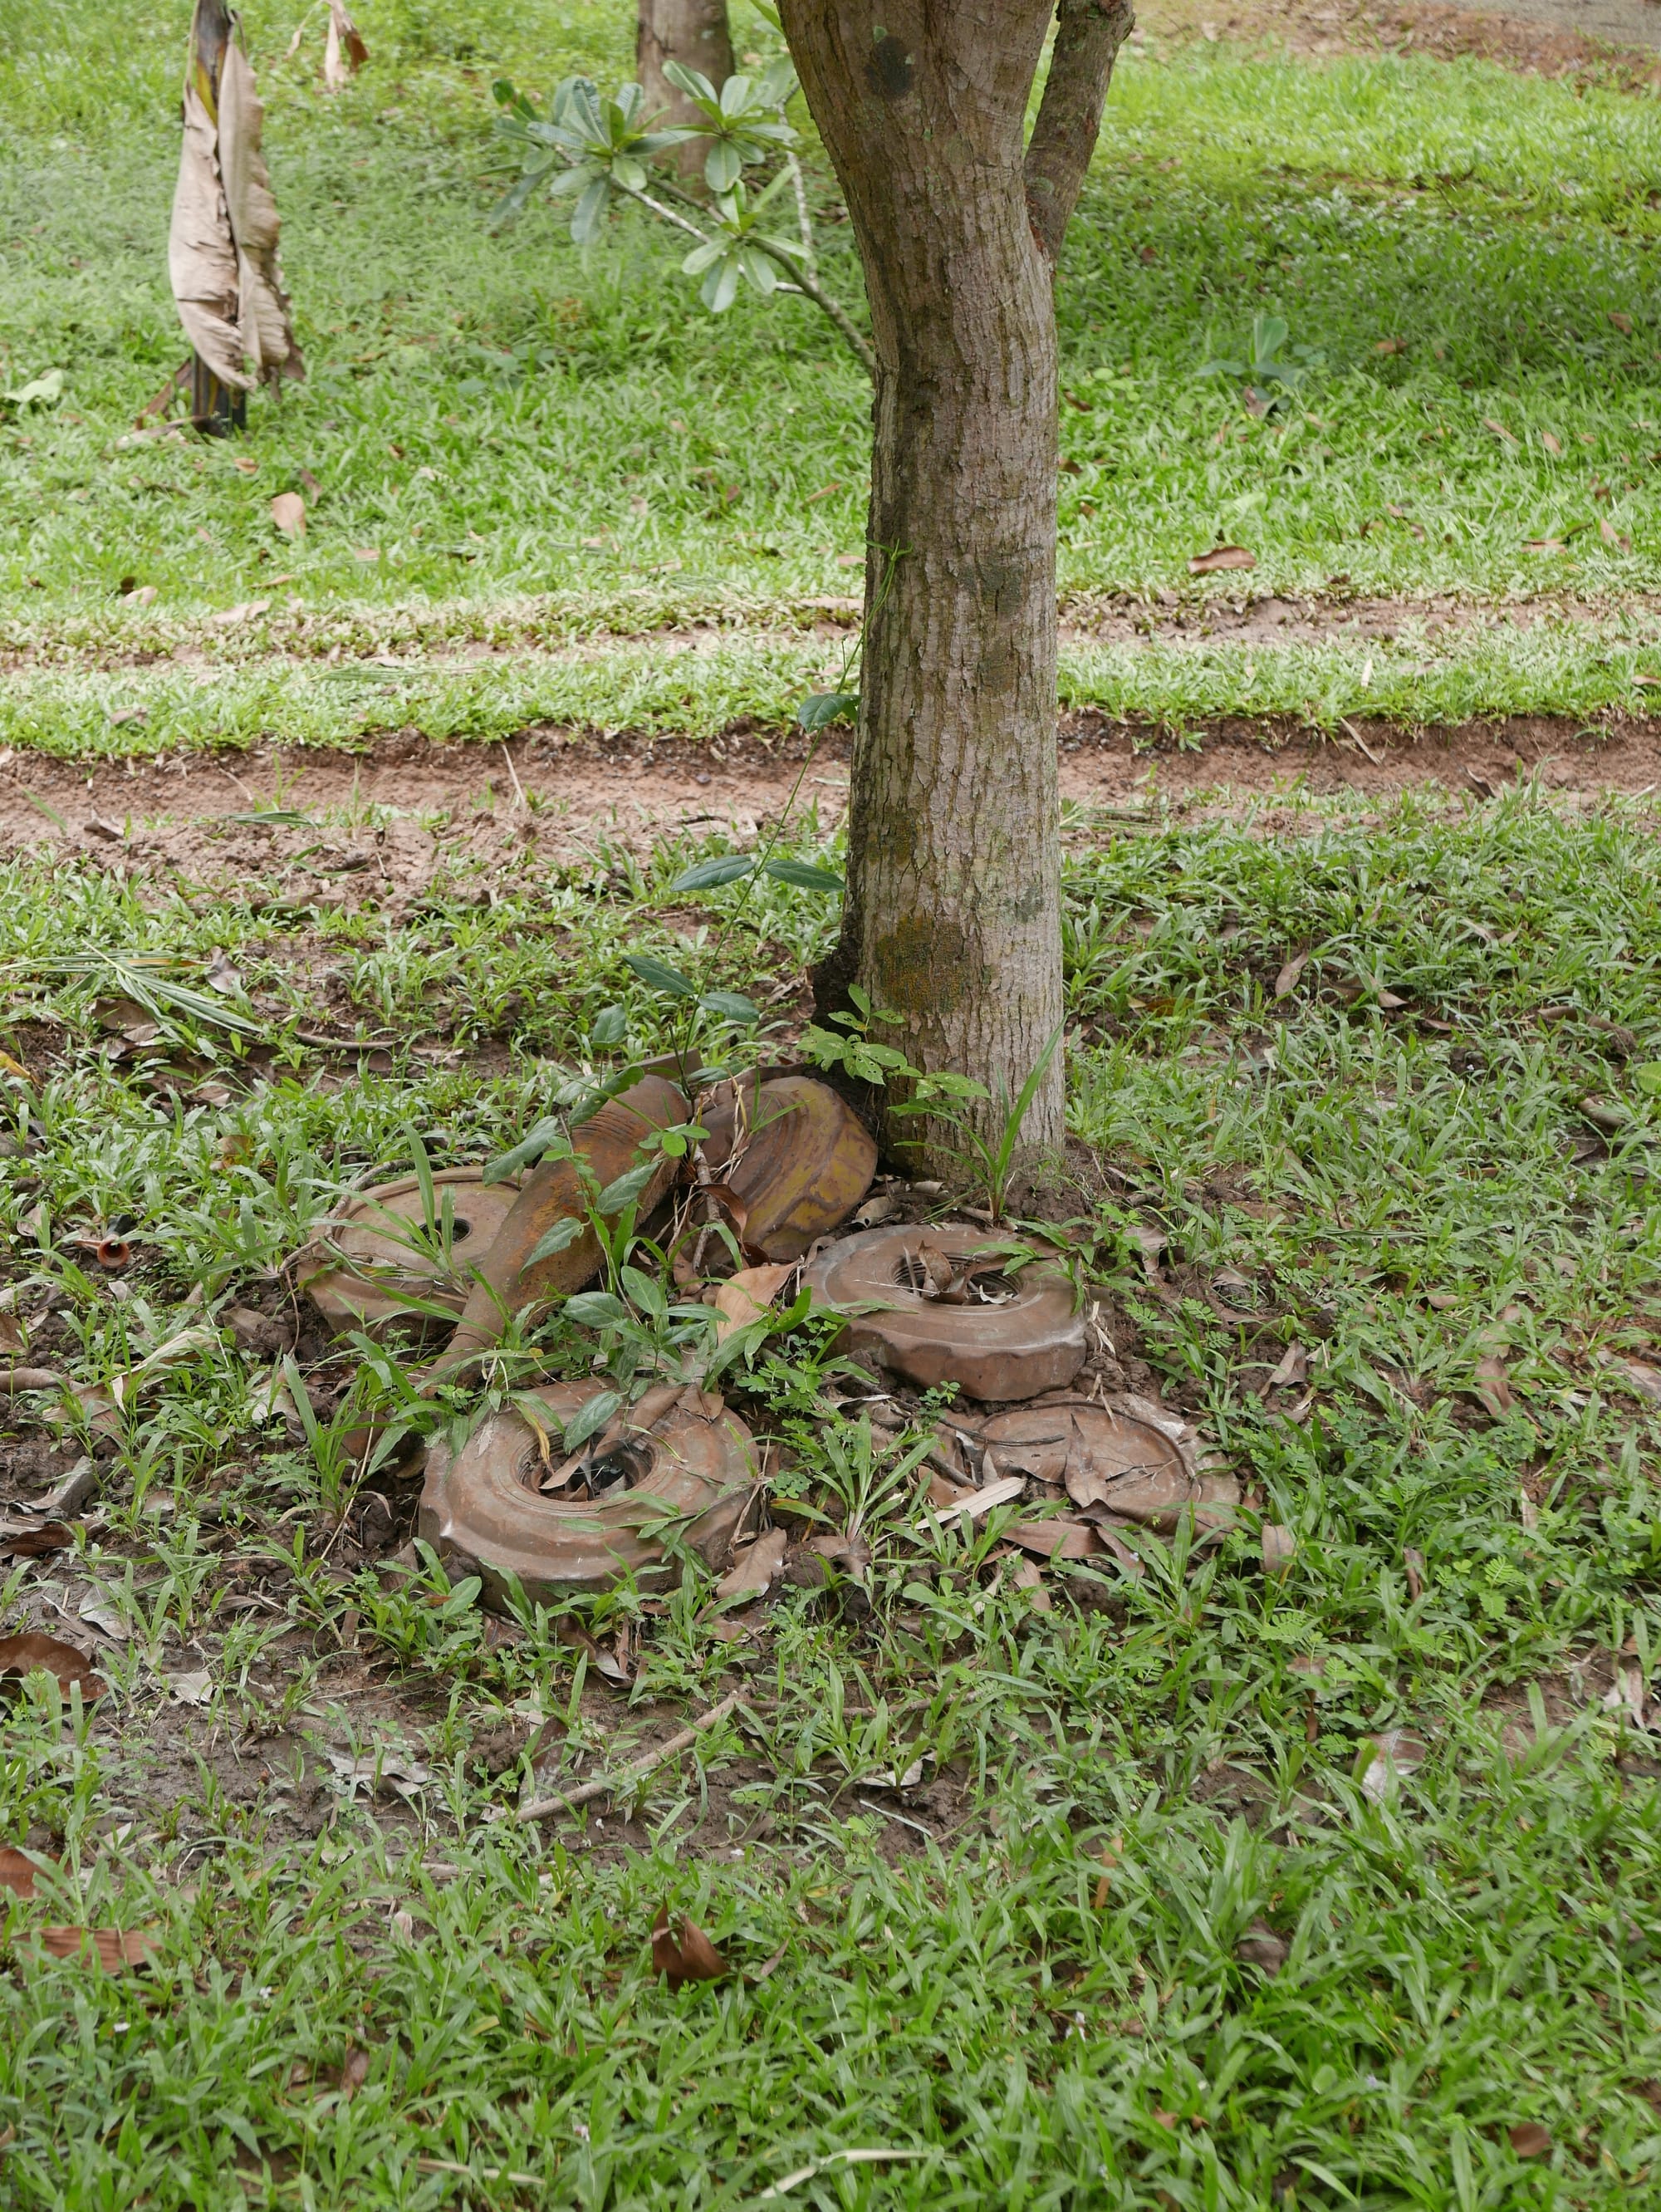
<box><xmin>1023</xmin><ymin>0</ymin><xmax>1135</xmax><ymax>267</ymax></box>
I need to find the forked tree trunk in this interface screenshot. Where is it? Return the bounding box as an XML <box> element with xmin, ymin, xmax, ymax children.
<box><xmin>779</xmin><ymin>2</ymin><xmax>1130</xmax><ymax>1171</ymax></box>
<box><xmin>638</xmin><ymin>0</ymin><xmax>736</xmax><ymax>173</ymax></box>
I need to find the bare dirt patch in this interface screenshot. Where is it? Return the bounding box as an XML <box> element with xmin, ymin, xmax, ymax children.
<box><xmin>0</xmin><ymin>717</ymin><xmax>1654</xmax><ymax>910</ymax></box>
<box><xmin>1140</xmin><ymin>0</ymin><xmax>1661</xmax><ymax>75</ymax></box>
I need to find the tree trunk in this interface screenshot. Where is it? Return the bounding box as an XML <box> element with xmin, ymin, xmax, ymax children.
<box><xmin>637</xmin><ymin>0</ymin><xmax>736</xmax><ymax>175</ymax></box>
<box><xmin>779</xmin><ymin>2</ymin><xmax>1071</xmax><ymax>1171</ymax></box>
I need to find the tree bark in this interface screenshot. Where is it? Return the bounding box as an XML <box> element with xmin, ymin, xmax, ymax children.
<box><xmin>1026</xmin><ymin>0</ymin><xmax>1136</xmax><ymax>264</ymax></box>
<box><xmin>780</xmin><ymin>1</ymin><xmax>1127</xmax><ymax>1170</ymax></box>
<box><xmin>637</xmin><ymin>0</ymin><xmax>736</xmax><ymax>175</ymax></box>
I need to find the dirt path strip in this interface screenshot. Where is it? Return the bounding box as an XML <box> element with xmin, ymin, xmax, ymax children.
<box><xmin>1</xmin><ymin>718</ymin><xmax>1655</xmax><ymax>901</ymax></box>
<box><xmin>5</xmin><ymin>591</ymin><xmax>1661</xmax><ymax>674</ymax></box>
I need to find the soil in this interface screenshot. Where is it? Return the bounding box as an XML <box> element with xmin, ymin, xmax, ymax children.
<box><xmin>1140</xmin><ymin>0</ymin><xmax>1661</xmax><ymax>72</ymax></box>
<box><xmin>1</xmin><ymin>715</ymin><xmax>1656</xmax><ymax>910</ymax></box>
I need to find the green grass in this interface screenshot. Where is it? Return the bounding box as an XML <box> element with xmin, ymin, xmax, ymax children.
<box><xmin>1</xmin><ymin>791</ymin><xmax>1660</xmax><ymax>2203</ymax></box>
<box><xmin>4</xmin><ymin>2</ymin><xmax>1661</xmax><ymax>733</ymax></box>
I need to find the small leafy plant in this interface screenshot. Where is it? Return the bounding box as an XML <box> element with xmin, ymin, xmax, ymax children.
<box><xmin>1200</xmin><ymin>311</ymin><xmax>1323</xmax><ymax>412</ymax></box>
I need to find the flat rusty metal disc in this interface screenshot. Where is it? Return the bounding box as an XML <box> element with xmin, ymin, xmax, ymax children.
<box><xmin>297</xmin><ymin>1167</ymin><xmax>521</xmax><ymax>1340</ymax></box>
<box><xmin>419</xmin><ymin>1380</ymin><xmax>759</xmax><ymax>1606</ymax></box>
<box><xmin>801</xmin><ymin>1223</ymin><xmax>1087</xmax><ymax>1402</ymax></box>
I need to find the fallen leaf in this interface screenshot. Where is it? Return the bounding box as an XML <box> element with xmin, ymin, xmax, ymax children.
<box><xmin>0</xmin><ymin>1315</ymin><xmax>22</xmax><ymax>1361</ymax></box>
<box><xmin>270</xmin><ymin>491</ymin><xmax>306</xmax><ymax>537</ymax></box>
<box><xmin>0</xmin><ymin>1520</ymin><xmax>74</xmax><ymax>1561</ymax></box>
<box><xmin>1188</xmin><ymin>544</ymin><xmax>1256</xmax><ymax>574</ymax></box>
<box><xmin>1010</xmin><ymin>1555</ymin><xmax>1053</xmax><ymax>1612</ymax></box>
<box><xmin>1404</xmin><ymin>1546</ymin><xmax>1425</xmax><ymax>1601</ymax></box>
<box><xmin>1603</xmin><ymin>1665</ymin><xmax>1645</xmax><ymax>1728</ymax></box>
<box><xmin>168</xmin><ymin>1669</ymin><xmax>213</xmax><ymax>1706</ymax></box>
<box><xmin>1482</xmin><ymin>417</ymin><xmax>1520</xmax><ymax>445</ymax></box>
<box><xmin>1360</xmin><ymin>1727</ymin><xmax>1424</xmax><ymax>1803</ymax></box>
<box><xmin>1091</xmin><ymin>1834</ymin><xmax>1122</xmax><ymax>1909</ymax></box>
<box><xmin>1509</xmin><ymin>2121</ymin><xmax>1552</xmax><ymax>2159</ymax></box>
<box><xmin>0</xmin><ymin>1847</ymin><xmax>50</xmax><ymax>1897</ymax></box>
<box><xmin>340</xmin><ymin>2046</ymin><xmax>370</xmax><ymax>2098</ymax></box>
<box><xmin>928</xmin><ymin>1474</ymin><xmax>1025</xmax><ymax>1525</ymax></box>
<box><xmin>712</xmin><ymin>1263</ymin><xmax>795</xmax><ymax>1342</ymax></box>
<box><xmin>1614</xmin><ymin>1356</ymin><xmax>1661</xmax><ymax>1405</ymax></box>
<box><xmin>353</xmin><ymin>547</ymin><xmax>380</xmax><ymax>562</ymax></box>
<box><xmin>1473</xmin><ymin>1354</ymin><xmax>1513</xmax><ymax>1417</ymax></box>
<box><xmin>1261</xmin><ymin>1524</ymin><xmax>1296</xmax><ymax>1576</ymax></box>
<box><xmin>0</xmin><ymin>1632</ymin><xmax>105</xmax><ymax>1699</ymax></box>
<box><xmin>1273</xmin><ymin>953</ymin><xmax>1307</xmax><ymax>998</ymax></box>
<box><xmin>1374</xmin><ymin>337</ymin><xmax>1406</xmax><ymax>356</ymax></box>
<box><xmin>124</xmin><ymin>583</ymin><xmax>158</xmax><ymax>606</ymax></box>
<box><xmin>233</xmin><ymin>454</ymin><xmax>259</xmax><ymax>475</ymax></box>
<box><xmin>1542</xmin><ymin>431</ymin><xmax>1562</xmax><ymax>455</ymax></box>
<box><xmin>652</xmin><ymin>1908</ymin><xmax>728</xmax><ymax>1989</ymax></box>
<box><xmin>1237</xmin><ymin>1920</ymin><xmax>1289</xmax><ymax>1975</ymax></box>
<box><xmin>1610</xmin><ymin>311</ymin><xmax>1634</xmax><ymax>336</ymax></box>
<box><xmin>1006</xmin><ymin>1517</ymin><xmax>1098</xmax><ymax>1561</ymax></box>
<box><xmin>39</xmin><ymin>1927</ymin><xmax>159</xmax><ymax>1973</ymax></box>
<box><xmin>1376</xmin><ymin>988</ymin><xmax>1406</xmax><ymax>1009</ymax></box>
<box><xmin>1266</xmin><ymin>1342</ymin><xmax>1307</xmax><ymax>1390</ymax></box>
<box><xmin>714</xmin><ymin>1525</ymin><xmax>786</xmax><ymax>1604</ymax></box>
<box><xmin>204</xmin><ymin>948</ymin><xmax>243</xmax><ymax>995</ymax></box>
<box><xmin>1600</xmin><ymin>517</ymin><xmax>1632</xmax><ymax>550</ymax></box>
<box><xmin>76</xmin><ymin>1592</ymin><xmax>129</xmax><ymax>1642</ymax></box>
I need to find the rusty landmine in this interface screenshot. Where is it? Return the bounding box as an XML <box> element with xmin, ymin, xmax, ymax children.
<box><xmin>802</xmin><ymin>1222</ymin><xmax>1088</xmax><ymax>1402</ymax></box>
<box><xmin>419</xmin><ymin>1379</ymin><xmax>760</xmax><ymax>1606</ymax></box>
<box><xmin>958</xmin><ymin>1393</ymin><xmax>1238</xmax><ymax>1535</ymax></box>
<box><xmin>296</xmin><ymin>1167</ymin><xmax>522</xmax><ymax>1340</ymax></box>
<box><xmin>700</xmin><ymin>1075</ymin><xmax>877</xmax><ymax>1261</ymax></box>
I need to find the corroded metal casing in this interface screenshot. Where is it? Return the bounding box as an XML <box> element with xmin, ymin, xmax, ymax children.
<box><xmin>296</xmin><ymin>1168</ymin><xmax>522</xmax><ymax>1340</ymax></box>
<box><xmin>419</xmin><ymin>1380</ymin><xmax>759</xmax><ymax>1606</ymax></box>
<box><xmin>702</xmin><ymin>1075</ymin><xmax>877</xmax><ymax>1260</ymax></box>
<box><xmin>801</xmin><ymin>1223</ymin><xmax>1088</xmax><ymax>1403</ymax></box>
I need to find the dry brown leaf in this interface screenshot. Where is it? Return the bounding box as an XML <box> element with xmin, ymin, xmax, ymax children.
<box><xmin>218</xmin><ymin>40</ymin><xmax>304</xmax><ymax>385</ymax></box>
<box><xmin>1482</xmin><ymin>417</ymin><xmax>1520</xmax><ymax>445</ymax></box>
<box><xmin>0</xmin><ymin>1632</ymin><xmax>106</xmax><ymax>1700</ymax></box>
<box><xmin>1273</xmin><ymin>952</ymin><xmax>1308</xmax><ymax>998</ymax></box>
<box><xmin>928</xmin><ymin>1474</ymin><xmax>1025</xmax><ymax>1524</ymax></box>
<box><xmin>1006</xmin><ymin>1517</ymin><xmax>1097</xmax><ymax>1562</ymax></box>
<box><xmin>1610</xmin><ymin>311</ymin><xmax>1634</xmax><ymax>336</ymax></box>
<box><xmin>1376</xmin><ymin>988</ymin><xmax>1406</xmax><ymax>1010</ymax></box>
<box><xmin>270</xmin><ymin>491</ymin><xmax>306</xmax><ymax>537</ymax></box>
<box><xmin>712</xmin><ymin>1263</ymin><xmax>795</xmax><ymax>1343</ymax></box>
<box><xmin>714</xmin><ymin>1526</ymin><xmax>786</xmax><ymax>1604</ymax></box>
<box><xmin>1509</xmin><ymin>2121</ymin><xmax>1552</xmax><ymax>2159</ymax></box>
<box><xmin>652</xmin><ymin>1907</ymin><xmax>728</xmax><ymax>1989</ymax></box>
<box><xmin>1091</xmin><ymin>1834</ymin><xmax>1122</xmax><ymax>1909</ymax></box>
<box><xmin>169</xmin><ymin>37</ymin><xmax>243</xmax><ymax>385</ymax></box>
<box><xmin>1266</xmin><ymin>1342</ymin><xmax>1307</xmax><ymax>1390</ymax></box>
<box><xmin>1261</xmin><ymin>1524</ymin><xmax>1296</xmax><ymax>1576</ymax></box>
<box><xmin>1614</xmin><ymin>1356</ymin><xmax>1661</xmax><ymax>1405</ymax></box>
<box><xmin>1404</xmin><ymin>1546</ymin><xmax>1425</xmax><ymax>1601</ymax></box>
<box><xmin>0</xmin><ymin>1312</ymin><xmax>25</xmax><ymax>1356</ymax></box>
<box><xmin>203</xmin><ymin>948</ymin><xmax>243</xmax><ymax>994</ymax></box>
<box><xmin>324</xmin><ymin>0</ymin><xmax>370</xmax><ymax>91</ymax></box>
<box><xmin>1188</xmin><ymin>544</ymin><xmax>1256</xmax><ymax>574</ymax></box>
<box><xmin>1374</xmin><ymin>337</ymin><xmax>1405</xmax><ymax>356</ymax></box>
<box><xmin>1237</xmin><ymin>1920</ymin><xmax>1289</xmax><ymax>1975</ymax></box>
<box><xmin>1010</xmin><ymin>1555</ymin><xmax>1053</xmax><ymax>1612</ymax></box>
<box><xmin>340</xmin><ymin>2046</ymin><xmax>370</xmax><ymax>2098</ymax></box>
<box><xmin>0</xmin><ymin>1521</ymin><xmax>74</xmax><ymax>1562</ymax></box>
<box><xmin>0</xmin><ymin>1366</ymin><xmax>62</xmax><ymax>1395</ymax></box>
<box><xmin>1473</xmin><ymin>1355</ymin><xmax>1513</xmax><ymax>1417</ymax></box>
<box><xmin>1542</xmin><ymin>431</ymin><xmax>1562</xmax><ymax>455</ymax></box>
<box><xmin>40</xmin><ymin>1927</ymin><xmax>159</xmax><ymax>1973</ymax></box>
<box><xmin>0</xmin><ymin>1847</ymin><xmax>49</xmax><ymax>1898</ymax></box>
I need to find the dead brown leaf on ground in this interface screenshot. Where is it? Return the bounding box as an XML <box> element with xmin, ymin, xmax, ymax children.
<box><xmin>1273</xmin><ymin>953</ymin><xmax>1307</xmax><ymax>998</ymax></box>
<box><xmin>714</xmin><ymin>1525</ymin><xmax>786</xmax><ymax>1604</ymax></box>
<box><xmin>270</xmin><ymin>492</ymin><xmax>306</xmax><ymax>537</ymax></box>
<box><xmin>1188</xmin><ymin>545</ymin><xmax>1256</xmax><ymax>574</ymax></box>
<box><xmin>39</xmin><ymin>1927</ymin><xmax>160</xmax><ymax>1973</ymax></box>
<box><xmin>340</xmin><ymin>2047</ymin><xmax>370</xmax><ymax>2099</ymax></box>
<box><xmin>712</xmin><ymin>1263</ymin><xmax>795</xmax><ymax>1341</ymax></box>
<box><xmin>1473</xmin><ymin>1355</ymin><xmax>1514</xmax><ymax>1417</ymax></box>
<box><xmin>1237</xmin><ymin>1920</ymin><xmax>1289</xmax><ymax>1975</ymax></box>
<box><xmin>1266</xmin><ymin>1341</ymin><xmax>1307</xmax><ymax>1390</ymax></box>
<box><xmin>0</xmin><ymin>1632</ymin><xmax>105</xmax><ymax>1699</ymax></box>
<box><xmin>652</xmin><ymin>1908</ymin><xmax>728</xmax><ymax>1989</ymax></box>
<box><xmin>1261</xmin><ymin>1524</ymin><xmax>1296</xmax><ymax>1576</ymax></box>
<box><xmin>1508</xmin><ymin>2121</ymin><xmax>1552</xmax><ymax>2159</ymax></box>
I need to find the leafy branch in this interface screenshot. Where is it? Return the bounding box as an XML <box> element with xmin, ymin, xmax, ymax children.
<box><xmin>489</xmin><ymin>69</ymin><xmax>875</xmax><ymax>377</ymax></box>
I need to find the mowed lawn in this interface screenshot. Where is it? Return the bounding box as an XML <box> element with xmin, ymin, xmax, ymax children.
<box><xmin>0</xmin><ymin>4</ymin><xmax>1658</xmax><ymax>2209</ymax></box>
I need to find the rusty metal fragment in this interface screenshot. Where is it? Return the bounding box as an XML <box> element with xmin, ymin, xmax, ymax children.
<box><xmin>297</xmin><ymin>1167</ymin><xmax>522</xmax><ymax>1340</ymax></box>
<box><xmin>419</xmin><ymin>1377</ymin><xmax>759</xmax><ymax>1606</ymax></box>
<box><xmin>801</xmin><ymin>1223</ymin><xmax>1087</xmax><ymax>1401</ymax></box>
<box><xmin>699</xmin><ymin>1075</ymin><xmax>876</xmax><ymax>1260</ymax></box>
